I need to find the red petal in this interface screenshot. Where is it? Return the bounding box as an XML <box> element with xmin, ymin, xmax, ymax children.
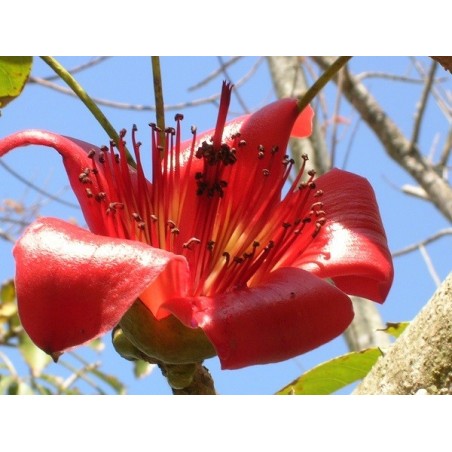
<box><xmin>164</xmin><ymin>267</ymin><xmax>353</xmax><ymax>370</ymax></box>
<box><xmin>13</xmin><ymin>217</ymin><xmax>189</xmax><ymax>356</ymax></box>
<box><xmin>291</xmin><ymin>104</ymin><xmax>314</xmax><ymax>138</ymax></box>
<box><xmin>296</xmin><ymin>168</ymin><xmax>394</xmax><ymax>302</ymax></box>
<box><xmin>0</xmin><ymin>130</ymin><xmax>118</xmax><ymax>236</ymax></box>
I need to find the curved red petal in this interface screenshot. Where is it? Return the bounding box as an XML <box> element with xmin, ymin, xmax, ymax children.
<box><xmin>290</xmin><ymin>104</ymin><xmax>314</xmax><ymax>138</ymax></box>
<box><xmin>296</xmin><ymin>168</ymin><xmax>394</xmax><ymax>302</ymax></box>
<box><xmin>13</xmin><ymin>217</ymin><xmax>189</xmax><ymax>356</ymax></box>
<box><xmin>164</xmin><ymin>267</ymin><xmax>353</xmax><ymax>370</ymax></box>
<box><xmin>0</xmin><ymin>130</ymin><xmax>121</xmax><ymax>236</ymax></box>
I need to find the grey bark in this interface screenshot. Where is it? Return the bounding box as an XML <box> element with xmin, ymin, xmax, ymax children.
<box><xmin>355</xmin><ymin>273</ymin><xmax>452</xmax><ymax>394</ymax></box>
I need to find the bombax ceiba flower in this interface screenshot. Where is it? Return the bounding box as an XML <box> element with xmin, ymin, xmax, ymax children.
<box><xmin>0</xmin><ymin>82</ymin><xmax>393</xmax><ymax>370</ymax></box>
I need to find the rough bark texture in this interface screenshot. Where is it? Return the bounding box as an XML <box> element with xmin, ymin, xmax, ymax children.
<box><xmin>355</xmin><ymin>273</ymin><xmax>452</xmax><ymax>394</ymax></box>
<box><xmin>312</xmin><ymin>56</ymin><xmax>452</xmax><ymax>222</ymax></box>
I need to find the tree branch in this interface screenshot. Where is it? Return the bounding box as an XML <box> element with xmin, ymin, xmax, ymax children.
<box><xmin>312</xmin><ymin>56</ymin><xmax>452</xmax><ymax>222</ymax></box>
<box><xmin>355</xmin><ymin>273</ymin><xmax>452</xmax><ymax>394</ymax></box>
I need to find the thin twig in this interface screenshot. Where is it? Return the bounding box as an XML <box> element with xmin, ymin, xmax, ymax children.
<box><xmin>0</xmin><ymin>160</ymin><xmax>79</xmax><ymax>208</ymax></box>
<box><xmin>217</xmin><ymin>56</ymin><xmax>250</xmax><ymax>113</ymax></box>
<box><xmin>188</xmin><ymin>56</ymin><xmax>243</xmax><ymax>91</ymax></box>
<box><xmin>392</xmin><ymin>228</ymin><xmax>452</xmax><ymax>257</ymax></box>
<box><xmin>32</xmin><ymin>56</ymin><xmax>111</xmax><ymax>82</ymax></box>
<box><xmin>419</xmin><ymin>244</ymin><xmax>441</xmax><ymax>287</ymax></box>
<box><xmin>40</xmin><ymin>56</ymin><xmax>135</xmax><ymax>167</ymax></box>
<box><xmin>30</xmin><ymin>75</ymin><xmax>223</xmax><ymax>111</ymax></box>
<box><xmin>355</xmin><ymin>71</ymin><xmax>446</xmax><ymax>84</ymax></box>
<box><xmin>409</xmin><ymin>60</ymin><xmax>437</xmax><ymax>151</ymax></box>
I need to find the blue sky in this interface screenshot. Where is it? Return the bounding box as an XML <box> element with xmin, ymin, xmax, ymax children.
<box><xmin>1</xmin><ymin>56</ymin><xmax>450</xmax><ymax>395</ymax></box>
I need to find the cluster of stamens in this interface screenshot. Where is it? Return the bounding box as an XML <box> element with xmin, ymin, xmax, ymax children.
<box><xmin>77</xmin><ymin>83</ymin><xmax>326</xmax><ymax>296</ymax></box>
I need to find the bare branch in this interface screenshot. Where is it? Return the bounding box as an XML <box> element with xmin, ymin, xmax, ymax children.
<box><xmin>217</xmin><ymin>56</ymin><xmax>250</xmax><ymax>113</ymax></box>
<box><xmin>355</xmin><ymin>71</ymin><xmax>446</xmax><ymax>84</ymax></box>
<box><xmin>312</xmin><ymin>56</ymin><xmax>452</xmax><ymax>222</ymax></box>
<box><xmin>34</xmin><ymin>56</ymin><xmax>111</xmax><ymax>81</ymax></box>
<box><xmin>392</xmin><ymin>228</ymin><xmax>452</xmax><ymax>257</ymax></box>
<box><xmin>0</xmin><ymin>160</ymin><xmax>79</xmax><ymax>208</ymax></box>
<box><xmin>419</xmin><ymin>244</ymin><xmax>441</xmax><ymax>287</ymax></box>
<box><xmin>29</xmin><ymin>75</ymin><xmax>222</xmax><ymax>111</ymax></box>
<box><xmin>188</xmin><ymin>57</ymin><xmax>243</xmax><ymax>90</ymax></box>
<box><xmin>409</xmin><ymin>60</ymin><xmax>437</xmax><ymax>151</ymax></box>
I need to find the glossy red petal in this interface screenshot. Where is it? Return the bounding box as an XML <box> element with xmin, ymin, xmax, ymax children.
<box><xmin>290</xmin><ymin>104</ymin><xmax>314</xmax><ymax>138</ymax></box>
<box><xmin>164</xmin><ymin>267</ymin><xmax>353</xmax><ymax>370</ymax></box>
<box><xmin>0</xmin><ymin>130</ymin><xmax>121</xmax><ymax>236</ymax></box>
<box><xmin>295</xmin><ymin>168</ymin><xmax>394</xmax><ymax>302</ymax></box>
<box><xmin>13</xmin><ymin>217</ymin><xmax>189</xmax><ymax>356</ymax></box>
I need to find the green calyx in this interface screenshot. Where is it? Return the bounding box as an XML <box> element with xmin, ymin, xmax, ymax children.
<box><xmin>119</xmin><ymin>299</ymin><xmax>217</xmax><ymax>365</ymax></box>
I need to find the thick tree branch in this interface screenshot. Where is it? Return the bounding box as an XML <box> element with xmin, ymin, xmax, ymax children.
<box><xmin>312</xmin><ymin>56</ymin><xmax>452</xmax><ymax>222</ymax></box>
<box><xmin>355</xmin><ymin>273</ymin><xmax>452</xmax><ymax>394</ymax></box>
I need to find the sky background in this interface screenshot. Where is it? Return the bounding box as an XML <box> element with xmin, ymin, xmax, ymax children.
<box><xmin>0</xmin><ymin>56</ymin><xmax>451</xmax><ymax>395</ymax></box>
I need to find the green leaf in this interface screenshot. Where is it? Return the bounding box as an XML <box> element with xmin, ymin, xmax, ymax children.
<box><xmin>277</xmin><ymin>348</ymin><xmax>383</xmax><ymax>395</ymax></box>
<box><xmin>18</xmin><ymin>331</ymin><xmax>52</xmax><ymax>377</ymax></box>
<box><xmin>378</xmin><ymin>322</ymin><xmax>409</xmax><ymax>338</ymax></box>
<box><xmin>0</xmin><ymin>57</ymin><xmax>33</xmax><ymax>108</ymax></box>
<box><xmin>1</xmin><ymin>279</ymin><xmax>16</xmax><ymax>303</ymax></box>
<box><xmin>134</xmin><ymin>360</ymin><xmax>155</xmax><ymax>379</ymax></box>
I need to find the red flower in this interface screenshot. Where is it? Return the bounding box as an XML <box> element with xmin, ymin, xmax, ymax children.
<box><xmin>0</xmin><ymin>83</ymin><xmax>393</xmax><ymax>369</ymax></box>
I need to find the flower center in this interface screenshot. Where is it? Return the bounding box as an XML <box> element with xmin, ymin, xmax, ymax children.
<box><xmin>78</xmin><ymin>85</ymin><xmax>325</xmax><ymax>297</ymax></box>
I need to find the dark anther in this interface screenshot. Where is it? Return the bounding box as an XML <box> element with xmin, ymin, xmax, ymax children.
<box><xmin>99</xmin><ymin>154</ymin><xmax>106</xmax><ymax>164</ymax></box>
<box><xmin>282</xmin><ymin>222</ymin><xmax>291</xmax><ymax>229</ymax></box>
<box><xmin>258</xmin><ymin>144</ymin><xmax>264</xmax><ymax>152</ymax></box>
<box><xmin>314</xmin><ymin>190</ymin><xmax>324</xmax><ymax>198</ymax></box>
<box><xmin>95</xmin><ymin>192</ymin><xmax>106</xmax><ymax>202</ymax></box>
<box><xmin>233</xmin><ymin>256</ymin><xmax>244</xmax><ymax>264</ymax></box>
<box><xmin>114</xmin><ymin>154</ymin><xmax>120</xmax><ymax>164</ymax></box>
<box><xmin>207</xmin><ymin>240</ymin><xmax>215</xmax><ymax>251</ymax></box>
<box><xmin>253</xmin><ymin>241</ymin><xmax>260</xmax><ymax>248</ymax></box>
<box><xmin>150</xmin><ymin>214</ymin><xmax>158</xmax><ymax>222</ymax></box>
<box><xmin>149</xmin><ymin>122</ymin><xmax>156</xmax><ymax>130</ymax></box>
<box><xmin>271</xmin><ymin>146</ymin><xmax>279</xmax><ymax>154</ymax></box>
<box><xmin>195</xmin><ymin>172</ymin><xmax>203</xmax><ymax>180</ymax></box>
<box><xmin>119</xmin><ymin>129</ymin><xmax>127</xmax><ymax>138</ymax></box>
<box><xmin>88</xmin><ymin>149</ymin><xmax>96</xmax><ymax>159</ymax></box>
<box><xmin>137</xmin><ymin>222</ymin><xmax>146</xmax><ymax>230</ymax></box>
<box><xmin>302</xmin><ymin>154</ymin><xmax>309</xmax><ymax>161</ymax></box>
<box><xmin>298</xmin><ymin>182</ymin><xmax>308</xmax><ymax>190</ymax></box>
<box><xmin>262</xmin><ymin>169</ymin><xmax>270</xmax><ymax>177</ymax></box>
<box><xmin>167</xmin><ymin>220</ymin><xmax>177</xmax><ymax>229</ymax></box>
<box><xmin>165</xmin><ymin>127</ymin><xmax>175</xmax><ymax>135</ymax></box>
<box><xmin>132</xmin><ymin>124</ymin><xmax>138</xmax><ymax>132</ymax></box>
<box><xmin>172</xmin><ymin>228</ymin><xmax>180</xmax><ymax>235</ymax></box>
<box><xmin>86</xmin><ymin>188</ymin><xmax>93</xmax><ymax>198</ymax></box>
<box><xmin>132</xmin><ymin>213</ymin><xmax>143</xmax><ymax>222</ymax></box>
<box><xmin>238</xmin><ymin>139</ymin><xmax>246</xmax><ymax>147</ymax></box>
<box><xmin>175</xmin><ymin>113</ymin><xmax>184</xmax><ymax>121</ymax></box>
<box><xmin>309</xmin><ymin>182</ymin><xmax>316</xmax><ymax>189</ymax></box>
<box><xmin>157</xmin><ymin>145</ymin><xmax>164</xmax><ymax>152</ymax></box>
<box><xmin>258</xmin><ymin>151</ymin><xmax>264</xmax><ymax>160</ymax></box>
<box><xmin>191</xmin><ymin>125</ymin><xmax>197</xmax><ymax>134</ymax></box>
<box><xmin>308</xmin><ymin>169</ymin><xmax>316</xmax><ymax>177</ymax></box>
